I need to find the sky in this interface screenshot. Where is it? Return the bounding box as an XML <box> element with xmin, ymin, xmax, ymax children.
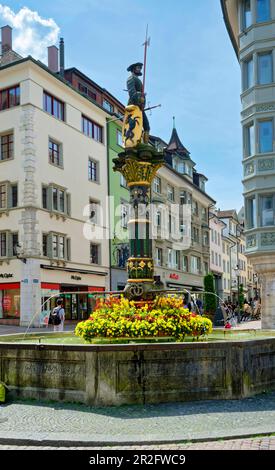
<box><xmin>0</xmin><ymin>0</ymin><xmax>242</xmax><ymax>211</ymax></box>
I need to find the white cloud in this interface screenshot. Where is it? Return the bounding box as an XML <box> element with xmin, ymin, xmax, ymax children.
<box><xmin>0</xmin><ymin>4</ymin><xmax>60</xmax><ymax>62</ymax></box>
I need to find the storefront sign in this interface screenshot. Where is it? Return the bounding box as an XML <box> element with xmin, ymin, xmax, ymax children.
<box><xmin>71</xmin><ymin>275</ymin><xmax>82</xmax><ymax>281</ymax></box>
<box><xmin>0</xmin><ymin>273</ymin><xmax>13</xmax><ymax>279</ymax></box>
<box><xmin>169</xmin><ymin>273</ymin><xmax>179</xmax><ymax>280</ymax></box>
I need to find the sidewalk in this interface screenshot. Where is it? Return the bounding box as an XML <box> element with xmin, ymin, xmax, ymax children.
<box><xmin>0</xmin><ymin>392</ymin><xmax>275</xmax><ymax>447</ymax></box>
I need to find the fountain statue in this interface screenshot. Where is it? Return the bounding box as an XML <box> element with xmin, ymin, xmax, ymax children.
<box><xmin>113</xmin><ymin>59</ymin><xmax>164</xmax><ymax>301</ymax></box>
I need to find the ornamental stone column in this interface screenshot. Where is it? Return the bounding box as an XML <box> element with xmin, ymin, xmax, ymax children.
<box><xmin>113</xmin><ymin>143</ymin><xmax>164</xmax><ymax>300</ymax></box>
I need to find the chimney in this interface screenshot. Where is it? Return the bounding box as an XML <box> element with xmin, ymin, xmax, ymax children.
<box><xmin>1</xmin><ymin>25</ymin><xmax>12</xmax><ymax>54</ymax></box>
<box><xmin>59</xmin><ymin>38</ymin><xmax>65</xmax><ymax>77</ymax></box>
<box><xmin>48</xmin><ymin>45</ymin><xmax>59</xmax><ymax>73</ymax></box>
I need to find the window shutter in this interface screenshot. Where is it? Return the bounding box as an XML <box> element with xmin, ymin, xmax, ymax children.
<box><xmin>66</xmin><ymin>238</ymin><xmax>71</xmax><ymax>261</ymax></box>
<box><xmin>7</xmin><ymin>232</ymin><xmax>14</xmax><ymax>257</ymax></box>
<box><xmin>60</xmin><ymin>144</ymin><xmax>64</xmax><ymax>167</ymax></box>
<box><xmin>47</xmin><ymin>233</ymin><xmax>53</xmax><ymax>258</ymax></box>
<box><xmin>66</xmin><ymin>193</ymin><xmax>71</xmax><ymax>216</ymax></box>
<box><xmin>47</xmin><ymin>186</ymin><xmax>53</xmax><ymax>211</ymax></box>
<box><xmin>7</xmin><ymin>183</ymin><xmax>13</xmax><ymax>209</ymax></box>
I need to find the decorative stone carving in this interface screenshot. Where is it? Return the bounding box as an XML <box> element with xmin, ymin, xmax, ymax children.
<box><xmin>241</xmin><ymin>106</ymin><xmax>254</xmax><ymax>118</ymax></box>
<box><xmin>261</xmin><ymin>232</ymin><xmax>275</xmax><ymax>246</ymax></box>
<box><xmin>258</xmin><ymin>158</ymin><xmax>275</xmax><ymax>172</ymax></box>
<box><xmin>244</xmin><ymin>162</ymin><xmax>255</xmax><ymax>176</ymax></box>
<box><xmin>246</xmin><ymin>235</ymin><xmax>256</xmax><ymax>248</ymax></box>
<box><xmin>256</xmin><ymin>103</ymin><xmax>275</xmax><ymax>113</ymax></box>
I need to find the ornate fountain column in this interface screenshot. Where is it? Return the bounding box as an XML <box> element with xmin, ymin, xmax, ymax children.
<box><xmin>113</xmin><ymin>143</ymin><xmax>164</xmax><ymax>300</ymax></box>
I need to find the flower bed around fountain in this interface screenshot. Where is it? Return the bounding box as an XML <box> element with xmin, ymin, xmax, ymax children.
<box><xmin>75</xmin><ymin>295</ymin><xmax>213</xmax><ymax>343</ymax></box>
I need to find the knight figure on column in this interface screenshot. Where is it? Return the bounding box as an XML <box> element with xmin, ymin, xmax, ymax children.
<box><xmin>123</xmin><ymin>62</ymin><xmax>150</xmax><ymax>147</ymax></box>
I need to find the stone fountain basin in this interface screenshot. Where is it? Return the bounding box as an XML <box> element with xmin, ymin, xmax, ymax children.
<box><xmin>0</xmin><ymin>330</ymin><xmax>275</xmax><ymax>406</ymax></box>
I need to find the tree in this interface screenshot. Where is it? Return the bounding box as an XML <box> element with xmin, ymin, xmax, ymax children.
<box><xmin>203</xmin><ymin>274</ymin><xmax>217</xmax><ymax>322</ymax></box>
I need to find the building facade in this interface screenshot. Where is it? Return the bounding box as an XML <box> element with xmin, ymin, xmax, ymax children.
<box><xmin>0</xmin><ymin>27</ymin><xmax>111</xmax><ymax>326</ymax></box>
<box><xmin>150</xmin><ymin>127</ymin><xmax>215</xmax><ymax>295</ymax></box>
<box><xmin>209</xmin><ymin>210</ymin><xmax>226</xmax><ymax>300</ymax></box>
<box><xmin>221</xmin><ymin>0</ymin><xmax>275</xmax><ymax>326</ymax></box>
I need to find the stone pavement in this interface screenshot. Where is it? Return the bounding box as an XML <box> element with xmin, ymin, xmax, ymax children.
<box><xmin>1</xmin><ymin>392</ymin><xmax>275</xmax><ymax>447</ymax></box>
<box><xmin>0</xmin><ymin>318</ymin><xmax>271</xmax><ymax>451</ymax></box>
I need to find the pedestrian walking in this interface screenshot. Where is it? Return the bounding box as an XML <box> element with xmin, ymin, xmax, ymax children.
<box><xmin>49</xmin><ymin>299</ymin><xmax>65</xmax><ymax>332</ymax></box>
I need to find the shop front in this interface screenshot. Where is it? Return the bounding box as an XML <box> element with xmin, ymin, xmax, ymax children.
<box><xmin>0</xmin><ymin>282</ymin><xmax>20</xmax><ymax>322</ymax></box>
<box><xmin>60</xmin><ymin>285</ymin><xmax>105</xmax><ymax>321</ymax></box>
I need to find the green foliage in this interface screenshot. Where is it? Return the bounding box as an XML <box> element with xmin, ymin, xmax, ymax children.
<box><xmin>203</xmin><ymin>274</ymin><xmax>217</xmax><ymax>317</ymax></box>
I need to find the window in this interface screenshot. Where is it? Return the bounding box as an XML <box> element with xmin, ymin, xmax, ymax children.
<box><xmin>258</xmin><ymin>53</ymin><xmax>273</xmax><ymax>85</ymax></box>
<box><xmin>90</xmin><ymin>243</ymin><xmax>100</xmax><ymax>264</ymax></box>
<box><xmin>168</xmin><ymin>249</ymin><xmax>180</xmax><ymax>269</ymax></box>
<box><xmin>89</xmin><ymin>199</ymin><xmax>100</xmax><ymax>224</ymax></box>
<box><xmin>0</xmin><ymin>184</ymin><xmax>6</xmax><ymax>209</ymax></box>
<box><xmin>259</xmin><ymin>120</ymin><xmax>273</xmax><ymax>153</ymax></box>
<box><xmin>192</xmin><ymin>226</ymin><xmax>200</xmax><ymax>243</ymax></box>
<box><xmin>11</xmin><ymin>185</ymin><xmax>17</xmax><ymax>207</ymax></box>
<box><xmin>88</xmin><ymin>159</ymin><xmax>98</xmax><ymax>182</ymax></box>
<box><xmin>192</xmin><ymin>201</ymin><xmax>199</xmax><ymax>216</ymax></box>
<box><xmin>155</xmin><ymin>210</ymin><xmax>161</xmax><ymax>227</ymax></box>
<box><xmin>246</xmin><ymin>196</ymin><xmax>256</xmax><ymax>228</ymax></box>
<box><xmin>120</xmin><ymin>202</ymin><xmax>128</xmax><ymax>229</ymax></box>
<box><xmin>256</xmin><ymin>0</ymin><xmax>270</xmax><ymax>23</ymax></box>
<box><xmin>117</xmin><ymin>130</ymin><xmax>123</xmax><ymax>147</ymax></box>
<box><xmin>103</xmin><ymin>99</ymin><xmax>114</xmax><ymax>113</ymax></box>
<box><xmin>0</xmin><ymin>232</ymin><xmax>6</xmax><ymax>257</ymax></box>
<box><xmin>182</xmin><ymin>255</ymin><xmax>188</xmax><ymax>272</ymax></box>
<box><xmin>43</xmin><ymin>91</ymin><xmax>64</xmax><ymax>121</ymax></box>
<box><xmin>244</xmin><ymin>57</ymin><xmax>254</xmax><ymax>90</ymax></box>
<box><xmin>49</xmin><ymin>139</ymin><xmax>62</xmax><ymax>167</ymax></box>
<box><xmin>43</xmin><ymin>233</ymin><xmax>70</xmax><ymax>259</ymax></box>
<box><xmin>120</xmin><ymin>173</ymin><xmax>127</xmax><ymax>188</ymax></box>
<box><xmin>0</xmin><ymin>182</ymin><xmax>17</xmax><ymax>209</ymax></box>
<box><xmin>78</xmin><ymin>83</ymin><xmax>97</xmax><ymax>101</ymax></box>
<box><xmin>116</xmin><ymin>244</ymin><xmax>129</xmax><ymax>268</ymax></box>
<box><xmin>167</xmin><ymin>185</ymin><xmax>174</xmax><ymax>202</ymax></box>
<box><xmin>82</xmin><ymin>115</ymin><xmax>103</xmax><ymax>143</ymax></box>
<box><xmin>0</xmin><ymin>133</ymin><xmax>13</xmax><ymax>160</ymax></box>
<box><xmin>211</xmin><ymin>250</ymin><xmax>214</xmax><ymax>264</ymax></box>
<box><xmin>0</xmin><ymin>85</ymin><xmax>20</xmax><ymax>111</ymax></box>
<box><xmin>243</xmin><ymin>0</ymin><xmax>252</xmax><ymax>28</ymax></box>
<box><xmin>180</xmin><ymin>191</ymin><xmax>186</xmax><ymax>205</ymax></box>
<box><xmin>191</xmin><ymin>256</ymin><xmax>201</xmax><ymax>274</ymax></box>
<box><xmin>203</xmin><ymin>231</ymin><xmax>209</xmax><ymax>246</ymax></box>
<box><xmin>42</xmin><ymin>234</ymin><xmax>47</xmax><ymax>257</ymax></box>
<box><xmin>178</xmin><ymin>161</ymin><xmax>185</xmax><ymax>174</ymax></box>
<box><xmin>260</xmin><ymin>194</ymin><xmax>275</xmax><ymax>226</ymax></box>
<box><xmin>153</xmin><ymin>177</ymin><xmax>161</xmax><ymax>194</ymax></box>
<box><xmin>156</xmin><ymin>247</ymin><xmax>163</xmax><ymax>266</ymax></box>
<box><xmin>202</xmin><ymin>207</ymin><xmax>207</xmax><ymax>221</ymax></box>
<box><xmin>42</xmin><ymin>185</ymin><xmax>70</xmax><ymax>215</ymax></box>
<box><xmin>59</xmin><ymin>236</ymin><xmax>65</xmax><ymax>259</ymax></box>
<box><xmin>245</xmin><ymin>123</ymin><xmax>255</xmax><ymax>157</ymax></box>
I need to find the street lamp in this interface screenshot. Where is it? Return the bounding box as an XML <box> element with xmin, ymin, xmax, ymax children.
<box><xmin>253</xmin><ymin>272</ymin><xmax>259</xmax><ymax>299</ymax></box>
<box><xmin>234</xmin><ymin>265</ymin><xmax>241</xmax><ymax>321</ymax></box>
